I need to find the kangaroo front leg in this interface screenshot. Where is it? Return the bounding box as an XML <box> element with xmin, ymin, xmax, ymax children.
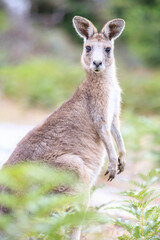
<box><xmin>111</xmin><ymin>119</ymin><xmax>126</xmax><ymax>174</ymax></box>
<box><xmin>98</xmin><ymin>124</ymin><xmax>118</xmax><ymax>181</ymax></box>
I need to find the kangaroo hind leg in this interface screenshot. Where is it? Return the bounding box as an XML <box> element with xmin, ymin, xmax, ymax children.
<box><xmin>53</xmin><ymin>154</ymin><xmax>90</xmax><ymax>240</ymax></box>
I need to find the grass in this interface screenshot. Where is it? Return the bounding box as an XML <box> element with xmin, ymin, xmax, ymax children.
<box><xmin>122</xmin><ymin>111</ymin><xmax>160</xmax><ymax>158</ymax></box>
<box><xmin>120</xmin><ymin>68</ymin><xmax>160</xmax><ymax>114</ymax></box>
<box><xmin>0</xmin><ymin>58</ymin><xmax>84</xmax><ymax>108</ymax></box>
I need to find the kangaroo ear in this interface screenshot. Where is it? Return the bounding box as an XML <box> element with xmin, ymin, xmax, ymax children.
<box><xmin>73</xmin><ymin>16</ymin><xmax>97</xmax><ymax>40</ymax></box>
<box><xmin>101</xmin><ymin>19</ymin><xmax>125</xmax><ymax>40</ymax></box>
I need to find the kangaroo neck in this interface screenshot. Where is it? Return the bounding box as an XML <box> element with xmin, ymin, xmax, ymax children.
<box><xmin>85</xmin><ymin>61</ymin><xmax>117</xmax><ymax>86</ymax></box>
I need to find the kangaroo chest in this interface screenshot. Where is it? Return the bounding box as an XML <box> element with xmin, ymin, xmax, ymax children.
<box><xmin>89</xmin><ymin>80</ymin><xmax>121</xmax><ymax>127</ymax></box>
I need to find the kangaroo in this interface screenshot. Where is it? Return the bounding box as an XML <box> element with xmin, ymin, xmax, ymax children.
<box><xmin>3</xmin><ymin>16</ymin><xmax>126</xmax><ymax>240</ymax></box>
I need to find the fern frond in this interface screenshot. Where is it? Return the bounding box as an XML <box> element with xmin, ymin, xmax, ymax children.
<box><xmin>144</xmin><ymin>192</ymin><xmax>160</xmax><ymax>207</ymax></box>
<box><xmin>132</xmin><ymin>223</ymin><xmax>141</xmax><ymax>238</ymax></box>
<box><xmin>115</xmin><ymin>218</ymin><xmax>133</xmax><ymax>234</ymax></box>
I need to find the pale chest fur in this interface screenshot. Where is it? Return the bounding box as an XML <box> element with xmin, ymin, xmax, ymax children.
<box><xmin>84</xmin><ymin>76</ymin><xmax>121</xmax><ymax>186</ymax></box>
<box><xmin>87</xmin><ymin>75</ymin><xmax>121</xmax><ymax>129</ymax></box>
<box><xmin>106</xmin><ymin>81</ymin><xmax>121</xmax><ymax>128</ymax></box>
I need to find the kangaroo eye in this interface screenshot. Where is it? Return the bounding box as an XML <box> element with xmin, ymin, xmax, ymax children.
<box><xmin>105</xmin><ymin>47</ymin><xmax>111</xmax><ymax>53</ymax></box>
<box><xmin>86</xmin><ymin>46</ymin><xmax>91</xmax><ymax>53</ymax></box>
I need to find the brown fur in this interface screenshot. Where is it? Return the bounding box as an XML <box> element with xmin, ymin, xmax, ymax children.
<box><xmin>6</xmin><ymin>76</ymin><xmax>106</xmax><ymax>181</ymax></box>
<box><xmin>3</xmin><ymin>16</ymin><xmax>126</xmax><ymax>240</ymax></box>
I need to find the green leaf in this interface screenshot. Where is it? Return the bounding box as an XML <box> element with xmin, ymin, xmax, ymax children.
<box><xmin>132</xmin><ymin>223</ymin><xmax>141</xmax><ymax>238</ymax></box>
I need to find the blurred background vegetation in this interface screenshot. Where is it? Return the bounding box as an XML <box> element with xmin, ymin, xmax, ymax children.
<box><xmin>0</xmin><ymin>0</ymin><xmax>159</xmax><ymax>112</ymax></box>
<box><xmin>0</xmin><ymin>0</ymin><xmax>160</xmax><ymax>109</ymax></box>
<box><xmin>0</xmin><ymin>0</ymin><xmax>160</xmax><ymax>239</ymax></box>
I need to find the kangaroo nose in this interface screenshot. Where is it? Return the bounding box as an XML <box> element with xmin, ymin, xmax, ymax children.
<box><xmin>93</xmin><ymin>61</ymin><xmax>102</xmax><ymax>68</ymax></box>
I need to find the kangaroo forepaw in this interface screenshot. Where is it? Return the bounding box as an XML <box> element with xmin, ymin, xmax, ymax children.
<box><xmin>105</xmin><ymin>168</ymin><xmax>116</xmax><ymax>181</ymax></box>
<box><xmin>117</xmin><ymin>158</ymin><xmax>125</xmax><ymax>174</ymax></box>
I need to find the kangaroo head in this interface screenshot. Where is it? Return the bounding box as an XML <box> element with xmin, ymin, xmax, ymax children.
<box><xmin>73</xmin><ymin>16</ymin><xmax>125</xmax><ymax>74</ymax></box>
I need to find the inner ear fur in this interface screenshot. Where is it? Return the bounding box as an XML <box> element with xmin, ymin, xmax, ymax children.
<box><xmin>73</xmin><ymin>16</ymin><xmax>97</xmax><ymax>40</ymax></box>
<box><xmin>101</xmin><ymin>19</ymin><xmax>125</xmax><ymax>40</ymax></box>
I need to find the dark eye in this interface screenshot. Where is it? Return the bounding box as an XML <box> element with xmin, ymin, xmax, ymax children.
<box><xmin>86</xmin><ymin>46</ymin><xmax>91</xmax><ymax>53</ymax></box>
<box><xmin>105</xmin><ymin>47</ymin><xmax>111</xmax><ymax>53</ymax></box>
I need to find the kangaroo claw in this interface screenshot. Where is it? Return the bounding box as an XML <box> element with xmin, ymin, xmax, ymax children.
<box><xmin>117</xmin><ymin>158</ymin><xmax>125</xmax><ymax>174</ymax></box>
<box><xmin>105</xmin><ymin>169</ymin><xmax>116</xmax><ymax>181</ymax></box>
<box><xmin>105</xmin><ymin>170</ymin><xmax>109</xmax><ymax>176</ymax></box>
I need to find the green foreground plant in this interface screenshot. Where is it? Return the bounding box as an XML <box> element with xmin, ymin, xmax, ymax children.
<box><xmin>0</xmin><ymin>163</ymin><xmax>109</xmax><ymax>240</ymax></box>
<box><xmin>0</xmin><ymin>163</ymin><xmax>160</xmax><ymax>240</ymax></box>
<box><xmin>106</xmin><ymin>169</ymin><xmax>160</xmax><ymax>240</ymax></box>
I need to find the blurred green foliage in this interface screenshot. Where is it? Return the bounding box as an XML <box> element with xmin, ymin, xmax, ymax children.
<box><xmin>31</xmin><ymin>0</ymin><xmax>99</xmax><ymax>42</ymax></box>
<box><xmin>122</xmin><ymin>111</ymin><xmax>160</xmax><ymax>163</ymax></box>
<box><xmin>102</xmin><ymin>0</ymin><xmax>160</xmax><ymax>66</ymax></box>
<box><xmin>120</xmin><ymin>69</ymin><xmax>160</xmax><ymax>114</ymax></box>
<box><xmin>0</xmin><ymin>163</ymin><xmax>109</xmax><ymax>240</ymax></box>
<box><xmin>106</xmin><ymin>169</ymin><xmax>160</xmax><ymax>240</ymax></box>
<box><xmin>0</xmin><ymin>10</ymin><xmax>10</xmax><ymax>32</ymax></box>
<box><xmin>0</xmin><ymin>164</ymin><xmax>159</xmax><ymax>239</ymax></box>
<box><xmin>0</xmin><ymin>58</ymin><xmax>84</xmax><ymax>108</ymax></box>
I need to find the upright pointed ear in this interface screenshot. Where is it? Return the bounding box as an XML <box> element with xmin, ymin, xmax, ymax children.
<box><xmin>73</xmin><ymin>16</ymin><xmax>97</xmax><ymax>40</ymax></box>
<box><xmin>101</xmin><ymin>19</ymin><xmax>125</xmax><ymax>40</ymax></box>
